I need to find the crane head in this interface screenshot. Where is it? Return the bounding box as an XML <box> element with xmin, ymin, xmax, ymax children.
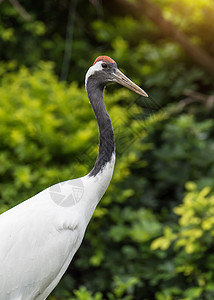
<box><xmin>85</xmin><ymin>56</ymin><xmax>148</xmax><ymax>97</ymax></box>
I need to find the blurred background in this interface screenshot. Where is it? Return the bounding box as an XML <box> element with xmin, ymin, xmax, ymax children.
<box><xmin>1</xmin><ymin>0</ymin><xmax>214</xmax><ymax>299</ymax></box>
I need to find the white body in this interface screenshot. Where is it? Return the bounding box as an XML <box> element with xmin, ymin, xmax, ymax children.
<box><xmin>0</xmin><ymin>155</ymin><xmax>115</xmax><ymax>300</ymax></box>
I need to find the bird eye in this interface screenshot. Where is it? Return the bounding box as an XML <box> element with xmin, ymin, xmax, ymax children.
<box><xmin>102</xmin><ymin>63</ymin><xmax>108</xmax><ymax>69</ymax></box>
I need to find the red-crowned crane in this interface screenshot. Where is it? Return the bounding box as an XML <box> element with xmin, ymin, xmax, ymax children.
<box><xmin>0</xmin><ymin>56</ymin><xmax>148</xmax><ymax>300</ymax></box>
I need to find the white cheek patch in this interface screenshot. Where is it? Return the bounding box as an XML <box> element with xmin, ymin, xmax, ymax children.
<box><xmin>85</xmin><ymin>61</ymin><xmax>104</xmax><ymax>87</ymax></box>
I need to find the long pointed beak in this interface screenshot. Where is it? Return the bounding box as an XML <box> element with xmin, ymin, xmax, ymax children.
<box><xmin>113</xmin><ymin>68</ymin><xmax>148</xmax><ymax>97</ymax></box>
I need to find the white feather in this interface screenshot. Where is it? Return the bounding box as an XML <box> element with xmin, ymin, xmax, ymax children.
<box><xmin>85</xmin><ymin>61</ymin><xmax>104</xmax><ymax>87</ymax></box>
<box><xmin>0</xmin><ymin>154</ymin><xmax>115</xmax><ymax>300</ymax></box>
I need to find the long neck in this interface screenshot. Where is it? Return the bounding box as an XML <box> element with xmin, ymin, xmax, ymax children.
<box><xmin>86</xmin><ymin>80</ymin><xmax>115</xmax><ymax>177</ymax></box>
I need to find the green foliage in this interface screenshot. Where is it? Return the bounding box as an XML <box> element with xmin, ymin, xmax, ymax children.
<box><xmin>0</xmin><ymin>61</ymin><xmax>90</xmax><ymax>209</ymax></box>
<box><xmin>1</xmin><ymin>0</ymin><xmax>214</xmax><ymax>93</ymax></box>
<box><xmin>151</xmin><ymin>184</ymin><xmax>214</xmax><ymax>299</ymax></box>
<box><xmin>0</xmin><ymin>1</ymin><xmax>47</xmax><ymax>67</ymax></box>
<box><xmin>92</xmin><ymin>15</ymin><xmax>214</xmax><ymax>107</ymax></box>
<box><xmin>65</xmin><ymin>276</ymin><xmax>139</xmax><ymax>300</ymax></box>
<box><xmin>137</xmin><ymin>113</ymin><xmax>214</xmax><ymax>212</ymax></box>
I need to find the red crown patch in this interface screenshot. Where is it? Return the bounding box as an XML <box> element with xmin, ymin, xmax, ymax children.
<box><xmin>93</xmin><ymin>56</ymin><xmax>115</xmax><ymax>65</ymax></box>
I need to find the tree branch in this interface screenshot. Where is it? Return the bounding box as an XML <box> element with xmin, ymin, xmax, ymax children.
<box><xmin>8</xmin><ymin>0</ymin><xmax>31</xmax><ymax>21</ymax></box>
<box><xmin>110</xmin><ymin>0</ymin><xmax>214</xmax><ymax>76</ymax></box>
<box><xmin>179</xmin><ymin>90</ymin><xmax>214</xmax><ymax>109</ymax></box>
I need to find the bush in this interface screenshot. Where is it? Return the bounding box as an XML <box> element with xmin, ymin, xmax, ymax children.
<box><xmin>151</xmin><ymin>184</ymin><xmax>214</xmax><ymax>300</ymax></box>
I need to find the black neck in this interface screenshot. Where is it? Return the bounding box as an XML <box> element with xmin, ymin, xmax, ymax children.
<box><xmin>86</xmin><ymin>80</ymin><xmax>115</xmax><ymax>177</ymax></box>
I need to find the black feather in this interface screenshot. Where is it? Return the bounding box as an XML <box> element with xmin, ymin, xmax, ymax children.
<box><xmin>86</xmin><ymin>73</ymin><xmax>115</xmax><ymax>177</ymax></box>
